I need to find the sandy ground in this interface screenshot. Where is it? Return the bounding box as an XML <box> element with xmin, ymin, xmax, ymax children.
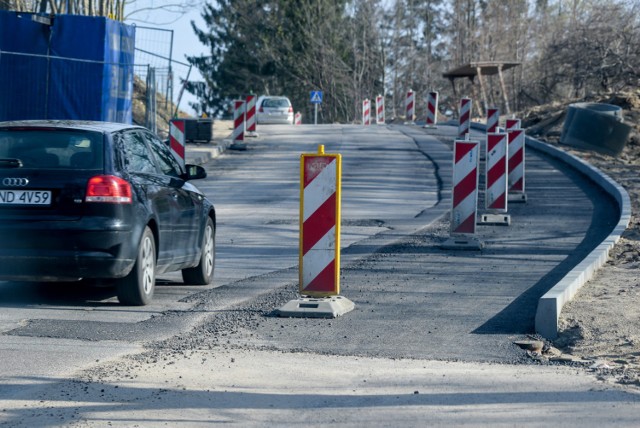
<box><xmin>524</xmin><ymin>91</ymin><xmax>640</xmax><ymax>387</ymax></box>
<box><xmin>552</xmin><ymin>146</ymin><xmax>640</xmax><ymax>386</ymax></box>
<box><xmin>5</xmin><ymin>349</ymin><xmax>640</xmax><ymax>427</ymax></box>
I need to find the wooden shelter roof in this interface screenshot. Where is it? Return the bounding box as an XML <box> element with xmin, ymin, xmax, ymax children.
<box><xmin>442</xmin><ymin>61</ymin><xmax>521</xmax><ymax>80</ymax></box>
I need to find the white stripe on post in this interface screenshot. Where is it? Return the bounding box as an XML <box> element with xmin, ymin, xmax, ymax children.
<box><xmin>169</xmin><ymin>119</ymin><xmax>186</xmax><ymax>169</ymax></box>
<box><xmin>232</xmin><ymin>100</ymin><xmax>245</xmax><ymax>143</ymax></box>
<box><xmin>458</xmin><ymin>97</ymin><xmax>471</xmax><ymax>138</ymax></box>
<box><xmin>376</xmin><ymin>95</ymin><xmax>385</xmax><ymax>124</ymax></box>
<box><xmin>405</xmin><ymin>90</ymin><xmax>415</xmax><ymax>122</ymax></box>
<box><xmin>426</xmin><ymin>91</ymin><xmax>438</xmax><ymax>127</ymax></box>
<box><xmin>303</xmin><ymin>159</ymin><xmax>337</xmax><ymax>221</ymax></box>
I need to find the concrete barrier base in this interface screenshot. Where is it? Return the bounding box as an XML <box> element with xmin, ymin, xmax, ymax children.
<box><xmin>508</xmin><ymin>192</ymin><xmax>527</xmax><ymax>203</ymax></box>
<box><xmin>276</xmin><ymin>296</ymin><xmax>355</xmax><ymax>318</ymax></box>
<box><xmin>441</xmin><ymin>236</ymin><xmax>484</xmax><ymax>250</ymax></box>
<box><xmin>478</xmin><ymin>213</ymin><xmax>511</xmax><ymax>226</ymax></box>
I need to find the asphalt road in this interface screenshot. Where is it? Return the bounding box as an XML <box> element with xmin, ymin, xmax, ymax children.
<box><xmin>0</xmin><ymin>123</ymin><xmax>633</xmax><ymax>426</ymax></box>
<box><xmin>0</xmin><ymin>124</ymin><xmax>439</xmax><ymax>398</ymax></box>
<box><xmin>161</xmin><ymin>124</ymin><xmax>618</xmax><ymax>363</ymax></box>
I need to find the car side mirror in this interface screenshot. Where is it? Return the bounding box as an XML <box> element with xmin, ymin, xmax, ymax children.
<box><xmin>184</xmin><ymin>164</ymin><xmax>207</xmax><ymax>180</ymax></box>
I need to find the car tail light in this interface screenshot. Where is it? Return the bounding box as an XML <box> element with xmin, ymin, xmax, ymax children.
<box><xmin>288</xmin><ymin>106</ymin><xmax>293</xmax><ymax>113</ymax></box>
<box><xmin>259</xmin><ymin>106</ymin><xmax>264</xmax><ymax>112</ymax></box>
<box><xmin>85</xmin><ymin>175</ymin><xmax>132</xmax><ymax>204</ymax></box>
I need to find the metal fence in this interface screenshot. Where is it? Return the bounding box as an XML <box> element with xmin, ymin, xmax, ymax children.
<box><xmin>0</xmin><ymin>49</ymin><xmax>192</xmax><ymax>138</ymax></box>
<box><xmin>133</xmin><ymin>26</ymin><xmax>193</xmax><ymax>115</ymax></box>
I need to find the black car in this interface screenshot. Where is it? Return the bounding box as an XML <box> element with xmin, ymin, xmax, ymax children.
<box><xmin>0</xmin><ymin>120</ymin><xmax>216</xmax><ymax>305</ymax></box>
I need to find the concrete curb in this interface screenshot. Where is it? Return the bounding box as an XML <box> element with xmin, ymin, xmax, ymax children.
<box><xmin>469</xmin><ymin>122</ymin><xmax>631</xmax><ymax>339</ymax></box>
<box><xmin>528</xmin><ymin>137</ymin><xmax>631</xmax><ymax>339</ymax></box>
<box><xmin>185</xmin><ymin>138</ymin><xmax>233</xmax><ymax>165</ymax></box>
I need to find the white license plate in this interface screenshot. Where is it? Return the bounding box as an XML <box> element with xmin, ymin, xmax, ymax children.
<box><xmin>0</xmin><ymin>190</ymin><xmax>52</xmax><ymax>205</ymax></box>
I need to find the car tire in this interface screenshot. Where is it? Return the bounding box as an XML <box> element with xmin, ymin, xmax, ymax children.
<box><xmin>182</xmin><ymin>217</ymin><xmax>215</xmax><ymax>285</ymax></box>
<box><xmin>117</xmin><ymin>226</ymin><xmax>156</xmax><ymax>305</ymax></box>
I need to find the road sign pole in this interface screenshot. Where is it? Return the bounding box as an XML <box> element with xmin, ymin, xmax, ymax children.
<box><xmin>310</xmin><ymin>90</ymin><xmax>323</xmax><ymax>125</ymax></box>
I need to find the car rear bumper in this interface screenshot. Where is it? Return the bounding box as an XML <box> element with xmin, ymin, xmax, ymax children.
<box><xmin>0</xmin><ymin>252</ymin><xmax>135</xmax><ymax>281</ymax></box>
<box><xmin>0</xmin><ymin>222</ymin><xmax>138</xmax><ymax>281</ymax></box>
<box><xmin>257</xmin><ymin>115</ymin><xmax>294</xmax><ymax>124</ymax></box>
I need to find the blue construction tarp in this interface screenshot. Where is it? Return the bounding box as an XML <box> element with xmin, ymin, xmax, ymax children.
<box><xmin>0</xmin><ymin>11</ymin><xmax>135</xmax><ymax>123</ymax></box>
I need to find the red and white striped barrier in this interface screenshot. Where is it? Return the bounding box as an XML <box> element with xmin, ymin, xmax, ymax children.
<box><xmin>300</xmin><ymin>145</ymin><xmax>342</xmax><ymax>296</ymax></box>
<box><xmin>479</xmin><ymin>132</ymin><xmax>511</xmax><ymax>225</ymax></box>
<box><xmin>245</xmin><ymin>95</ymin><xmax>257</xmax><ymax>137</ymax></box>
<box><xmin>506</xmin><ymin>118</ymin><xmax>521</xmax><ymax>130</ymax></box>
<box><xmin>294</xmin><ymin>112</ymin><xmax>302</xmax><ymax>125</ymax></box>
<box><xmin>486</xmin><ymin>108</ymin><xmax>499</xmax><ymax>133</ymax></box>
<box><xmin>508</xmin><ymin>128</ymin><xmax>527</xmax><ymax>202</ymax></box>
<box><xmin>169</xmin><ymin>119</ymin><xmax>186</xmax><ymax>169</ymax></box>
<box><xmin>362</xmin><ymin>99</ymin><xmax>371</xmax><ymax>126</ymax></box>
<box><xmin>451</xmin><ymin>139</ymin><xmax>479</xmax><ymax>234</ymax></box>
<box><xmin>425</xmin><ymin>91</ymin><xmax>438</xmax><ymax>128</ymax></box>
<box><xmin>375</xmin><ymin>95</ymin><xmax>385</xmax><ymax>124</ymax></box>
<box><xmin>405</xmin><ymin>89</ymin><xmax>415</xmax><ymax>123</ymax></box>
<box><xmin>458</xmin><ymin>97</ymin><xmax>472</xmax><ymax>138</ymax></box>
<box><xmin>443</xmin><ymin>139</ymin><xmax>483</xmax><ymax>249</ymax></box>
<box><xmin>230</xmin><ymin>99</ymin><xmax>246</xmax><ymax>149</ymax></box>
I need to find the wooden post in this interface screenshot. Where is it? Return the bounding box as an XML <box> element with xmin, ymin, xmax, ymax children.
<box><xmin>469</xmin><ymin>77</ymin><xmax>483</xmax><ymax>118</ymax></box>
<box><xmin>497</xmin><ymin>64</ymin><xmax>511</xmax><ymax>115</ymax></box>
<box><xmin>476</xmin><ymin>66</ymin><xmax>489</xmax><ymax>117</ymax></box>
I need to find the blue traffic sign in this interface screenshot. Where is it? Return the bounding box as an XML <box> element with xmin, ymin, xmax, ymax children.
<box><xmin>310</xmin><ymin>91</ymin><xmax>323</xmax><ymax>104</ymax></box>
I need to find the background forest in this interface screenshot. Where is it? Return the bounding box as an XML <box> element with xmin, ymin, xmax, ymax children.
<box><xmin>2</xmin><ymin>0</ymin><xmax>640</xmax><ymax>123</ymax></box>
<box><xmin>183</xmin><ymin>0</ymin><xmax>640</xmax><ymax>123</ymax></box>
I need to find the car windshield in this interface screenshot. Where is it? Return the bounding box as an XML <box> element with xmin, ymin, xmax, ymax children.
<box><xmin>263</xmin><ymin>99</ymin><xmax>290</xmax><ymax>108</ymax></box>
<box><xmin>0</xmin><ymin>129</ymin><xmax>103</xmax><ymax>169</ymax></box>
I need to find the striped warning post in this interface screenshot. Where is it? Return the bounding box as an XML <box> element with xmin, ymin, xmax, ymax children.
<box><xmin>362</xmin><ymin>99</ymin><xmax>371</xmax><ymax>125</ymax></box>
<box><xmin>169</xmin><ymin>119</ymin><xmax>186</xmax><ymax>169</ymax></box>
<box><xmin>425</xmin><ymin>91</ymin><xmax>438</xmax><ymax>128</ymax></box>
<box><xmin>508</xmin><ymin>128</ymin><xmax>527</xmax><ymax>202</ymax></box>
<box><xmin>230</xmin><ymin>99</ymin><xmax>246</xmax><ymax>149</ymax></box>
<box><xmin>486</xmin><ymin>108</ymin><xmax>499</xmax><ymax>133</ymax></box>
<box><xmin>405</xmin><ymin>90</ymin><xmax>415</xmax><ymax>123</ymax></box>
<box><xmin>300</xmin><ymin>145</ymin><xmax>341</xmax><ymax>296</ymax></box>
<box><xmin>458</xmin><ymin>97</ymin><xmax>472</xmax><ymax>138</ymax></box>
<box><xmin>506</xmin><ymin>118</ymin><xmax>521</xmax><ymax>130</ymax></box>
<box><xmin>375</xmin><ymin>95</ymin><xmax>385</xmax><ymax>124</ymax></box>
<box><xmin>443</xmin><ymin>139</ymin><xmax>482</xmax><ymax>249</ymax></box>
<box><xmin>451</xmin><ymin>139</ymin><xmax>480</xmax><ymax>234</ymax></box>
<box><xmin>485</xmin><ymin>133</ymin><xmax>509</xmax><ymax>210</ymax></box>
<box><xmin>294</xmin><ymin>112</ymin><xmax>302</xmax><ymax>125</ymax></box>
<box><xmin>245</xmin><ymin>95</ymin><xmax>257</xmax><ymax>137</ymax></box>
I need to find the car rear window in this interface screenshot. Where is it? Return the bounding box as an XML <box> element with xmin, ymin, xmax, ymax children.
<box><xmin>0</xmin><ymin>129</ymin><xmax>104</xmax><ymax>169</ymax></box>
<box><xmin>263</xmin><ymin>98</ymin><xmax>290</xmax><ymax>108</ymax></box>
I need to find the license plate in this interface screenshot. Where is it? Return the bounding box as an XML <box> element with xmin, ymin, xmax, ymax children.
<box><xmin>0</xmin><ymin>190</ymin><xmax>52</xmax><ymax>205</ymax></box>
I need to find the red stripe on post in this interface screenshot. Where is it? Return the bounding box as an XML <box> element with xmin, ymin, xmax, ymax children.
<box><xmin>488</xmin><ymin>193</ymin><xmax>506</xmax><ymax>210</ymax></box>
<box><xmin>509</xmin><ymin>149</ymin><xmax>523</xmax><ymax>173</ymax></box>
<box><xmin>304</xmin><ymin>260</ymin><xmax>336</xmax><ymax>292</ymax></box>
<box><xmin>488</xmin><ymin>157</ymin><xmax>506</xmax><ymax>184</ymax></box>
<box><xmin>303</xmin><ymin>157</ymin><xmax>334</xmax><ymax>187</ymax></box>
<box><xmin>454</xmin><ymin>214</ymin><xmax>476</xmax><ymax>234</ymax></box>
<box><xmin>170</xmin><ymin>138</ymin><xmax>185</xmax><ymax>159</ymax></box>
<box><xmin>455</xmin><ymin>141</ymin><xmax>476</xmax><ymax>163</ymax></box>
<box><xmin>453</xmin><ymin>171</ymin><xmax>477</xmax><ymax>208</ymax></box>
<box><xmin>302</xmin><ymin>193</ymin><xmax>336</xmax><ymax>254</ymax></box>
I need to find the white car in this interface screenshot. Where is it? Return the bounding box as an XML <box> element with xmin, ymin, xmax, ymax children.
<box><xmin>257</xmin><ymin>96</ymin><xmax>294</xmax><ymax>125</ymax></box>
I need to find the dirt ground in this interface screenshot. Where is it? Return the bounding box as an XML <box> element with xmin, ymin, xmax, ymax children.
<box><xmin>521</xmin><ymin>90</ymin><xmax>640</xmax><ymax>387</ymax></box>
